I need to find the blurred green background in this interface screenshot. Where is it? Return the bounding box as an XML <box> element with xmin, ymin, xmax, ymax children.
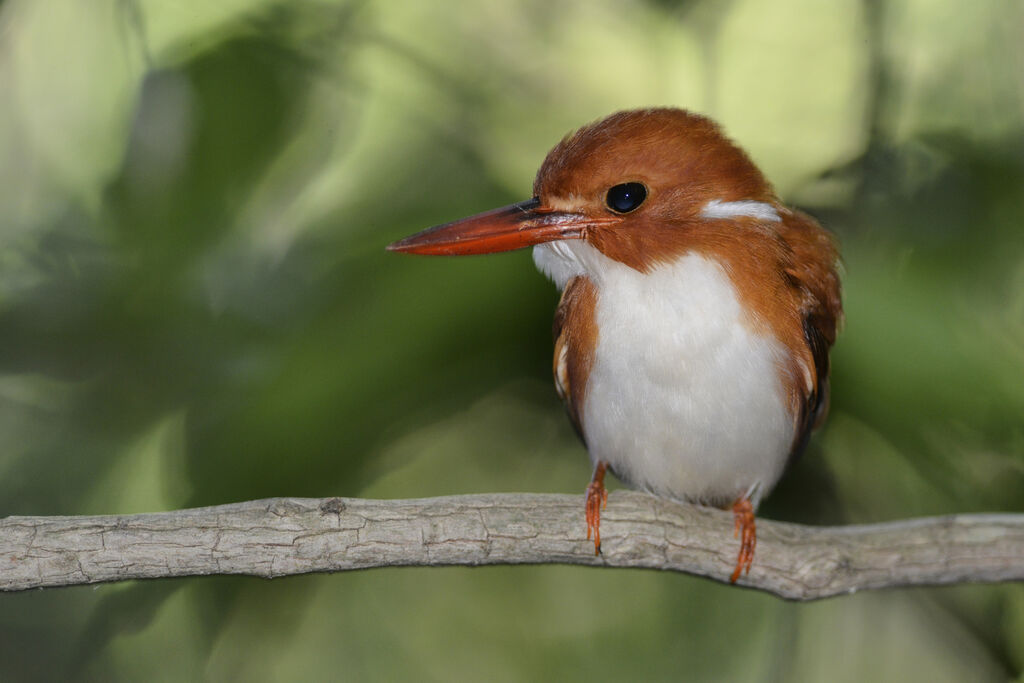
<box><xmin>2</xmin><ymin>0</ymin><xmax>1023</xmax><ymax>680</ymax></box>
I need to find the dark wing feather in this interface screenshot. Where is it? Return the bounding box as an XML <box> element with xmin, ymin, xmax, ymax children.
<box><xmin>789</xmin><ymin>313</ymin><xmax>833</xmax><ymax>460</ymax></box>
<box><xmin>780</xmin><ymin>210</ymin><xmax>843</xmax><ymax>463</ymax></box>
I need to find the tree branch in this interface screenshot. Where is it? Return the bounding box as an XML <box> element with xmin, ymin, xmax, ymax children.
<box><xmin>2</xmin><ymin>491</ymin><xmax>1022</xmax><ymax>600</ymax></box>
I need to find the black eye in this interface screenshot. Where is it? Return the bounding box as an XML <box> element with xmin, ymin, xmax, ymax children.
<box><xmin>605</xmin><ymin>182</ymin><xmax>647</xmax><ymax>213</ymax></box>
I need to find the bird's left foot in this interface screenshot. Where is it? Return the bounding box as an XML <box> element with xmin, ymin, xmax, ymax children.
<box><xmin>585</xmin><ymin>462</ymin><xmax>608</xmax><ymax>555</ymax></box>
<box><xmin>730</xmin><ymin>497</ymin><xmax>756</xmax><ymax>583</ymax></box>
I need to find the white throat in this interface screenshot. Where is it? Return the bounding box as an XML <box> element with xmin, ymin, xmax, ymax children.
<box><xmin>532</xmin><ymin>238</ymin><xmax>605</xmax><ymax>290</ymax></box>
<box><xmin>532</xmin><ymin>239</ymin><xmax>794</xmax><ymax>506</ymax></box>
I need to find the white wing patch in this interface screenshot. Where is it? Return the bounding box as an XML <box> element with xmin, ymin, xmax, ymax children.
<box><xmin>554</xmin><ymin>341</ymin><xmax>569</xmax><ymax>400</ymax></box>
<box><xmin>701</xmin><ymin>199</ymin><xmax>781</xmax><ymax>223</ymax></box>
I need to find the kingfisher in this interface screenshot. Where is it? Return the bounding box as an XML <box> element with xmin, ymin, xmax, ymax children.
<box><xmin>388</xmin><ymin>108</ymin><xmax>842</xmax><ymax>582</ymax></box>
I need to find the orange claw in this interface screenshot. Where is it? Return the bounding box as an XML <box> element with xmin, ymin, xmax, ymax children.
<box><xmin>585</xmin><ymin>462</ymin><xmax>609</xmax><ymax>555</ymax></box>
<box><xmin>730</xmin><ymin>497</ymin><xmax>756</xmax><ymax>583</ymax></box>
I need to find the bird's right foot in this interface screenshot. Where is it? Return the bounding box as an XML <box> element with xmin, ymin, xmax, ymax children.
<box><xmin>585</xmin><ymin>462</ymin><xmax>608</xmax><ymax>555</ymax></box>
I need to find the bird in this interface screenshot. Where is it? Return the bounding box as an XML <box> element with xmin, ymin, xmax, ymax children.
<box><xmin>387</xmin><ymin>108</ymin><xmax>842</xmax><ymax>583</ymax></box>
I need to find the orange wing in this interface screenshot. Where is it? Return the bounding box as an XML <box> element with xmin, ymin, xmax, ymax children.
<box><xmin>551</xmin><ymin>275</ymin><xmax>600</xmax><ymax>443</ymax></box>
<box><xmin>779</xmin><ymin>209</ymin><xmax>843</xmax><ymax>458</ymax></box>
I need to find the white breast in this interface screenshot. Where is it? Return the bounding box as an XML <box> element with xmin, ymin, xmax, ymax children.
<box><xmin>534</xmin><ymin>240</ymin><xmax>795</xmax><ymax>507</ymax></box>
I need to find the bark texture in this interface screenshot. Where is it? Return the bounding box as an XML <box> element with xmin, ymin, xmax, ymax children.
<box><xmin>3</xmin><ymin>491</ymin><xmax>1022</xmax><ymax>600</ymax></box>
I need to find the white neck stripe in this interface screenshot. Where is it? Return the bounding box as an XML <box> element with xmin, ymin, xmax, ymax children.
<box><xmin>701</xmin><ymin>199</ymin><xmax>781</xmax><ymax>222</ymax></box>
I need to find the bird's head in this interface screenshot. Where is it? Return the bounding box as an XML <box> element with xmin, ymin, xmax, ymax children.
<box><xmin>388</xmin><ymin>108</ymin><xmax>781</xmax><ymax>285</ymax></box>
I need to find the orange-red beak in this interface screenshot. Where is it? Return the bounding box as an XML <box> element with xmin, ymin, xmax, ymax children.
<box><xmin>387</xmin><ymin>198</ymin><xmax>610</xmax><ymax>256</ymax></box>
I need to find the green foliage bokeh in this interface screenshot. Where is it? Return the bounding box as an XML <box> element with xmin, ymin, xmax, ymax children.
<box><xmin>1</xmin><ymin>0</ymin><xmax>1022</xmax><ymax>680</ymax></box>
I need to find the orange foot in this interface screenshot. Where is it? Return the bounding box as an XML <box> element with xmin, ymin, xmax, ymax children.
<box><xmin>730</xmin><ymin>497</ymin><xmax>756</xmax><ymax>583</ymax></box>
<box><xmin>585</xmin><ymin>462</ymin><xmax>609</xmax><ymax>555</ymax></box>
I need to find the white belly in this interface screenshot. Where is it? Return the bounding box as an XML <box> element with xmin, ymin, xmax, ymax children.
<box><xmin>535</xmin><ymin>242</ymin><xmax>795</xmax><ymax>507</ymax></box>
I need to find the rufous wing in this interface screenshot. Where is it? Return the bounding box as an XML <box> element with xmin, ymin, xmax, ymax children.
<box><xmin>551</xmin><ymin>275</ymin><xmax>600</xmax><ymax>444</ymax></box>
<box><xmin>779</xmin><ymin>209</ymin><xmax>843</xmax><ymax>458</ymax></box>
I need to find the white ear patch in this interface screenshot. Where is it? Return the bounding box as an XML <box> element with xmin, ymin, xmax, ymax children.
<box><xmin>701</xmin><ymin>199</ymin><xmax>781</xmax><ymax>223</ymax></box>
